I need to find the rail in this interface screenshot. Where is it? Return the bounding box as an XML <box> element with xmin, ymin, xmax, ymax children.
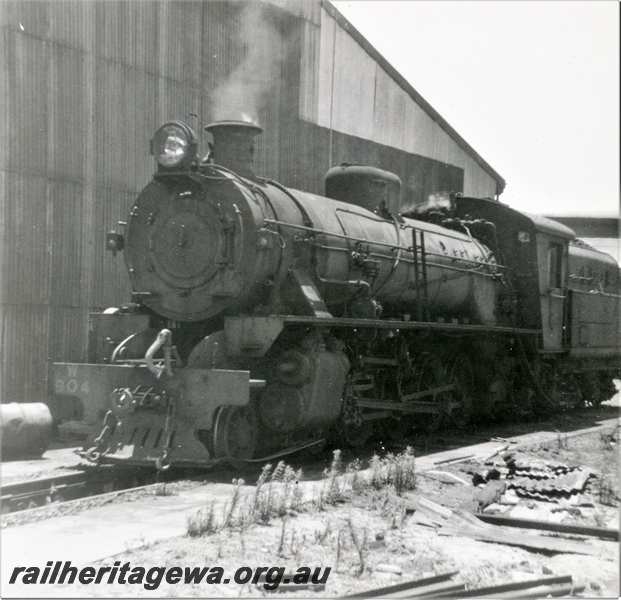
<box><xmin>0</xmin><ymin>468</ymin><xmax>118</xmax><ymax>513</ymax></box>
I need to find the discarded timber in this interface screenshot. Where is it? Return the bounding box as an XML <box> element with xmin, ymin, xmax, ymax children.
<box><xmin>415</xmin><ymin>496</ymin><xmax>453</xmax><ymax>518</ymax></box>
<box><xmin>496</xmin><ymin>583</ymin><xmax>585</xmax><ymax>599</ymax></box>
<box><xmin>475</xmin><ymin>513</ymin><xmax>619</xmax><ymax>541</ymax></box>
<box><xmin>438</xmin><ymin>524</ymin><xmax>601</xmax><ymax>555</ymax></box>
<box><xmin>452</xmin><ymin>574</ymin><xmax>572</xmax><ymax>597</ymax></box>
<box><xmin>433</xmin><ymin>454</ymin><xmax>475</xmax><ymax>466</ymax></box>
<box><xmin>420</xmin><ymin>470</ymin><xmax>470</xmax><ymax>485</ymax></box>
<box><xmin>408</xmin><ymin>582</ymin><xmax>465</xmax><ymax>598</ymax></box>
<box><xmin>483</xmin><ymin>444</ymin><xmax>509</xmax><ymax>462</ymax></box>
<box><xmin>342</xmin><ymin>571</ymin><xmax>458</xmax><ymax>598</ymax></box>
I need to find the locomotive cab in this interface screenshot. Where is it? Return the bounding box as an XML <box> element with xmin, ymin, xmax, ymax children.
<box><xmin>529</xmin><ymin>215</ymin><xmax>574</xmax><ymax>351</ymax></box>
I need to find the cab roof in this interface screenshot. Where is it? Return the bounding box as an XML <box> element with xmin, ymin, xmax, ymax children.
<box><xmin>524</xmin><ymin>212</ymin><xmax>576</xmax><ymax>240</ymax></box>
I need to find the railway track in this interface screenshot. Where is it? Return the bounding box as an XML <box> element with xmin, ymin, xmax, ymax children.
<box><xmin>2</xmin><ymin>406</ymin><xmax>616</xmax><ymax>518</ymax></box>
<box><xmin>0</xmin><ymin>466</ymin><xmax>173</xmax><ymax>514</ymax></box>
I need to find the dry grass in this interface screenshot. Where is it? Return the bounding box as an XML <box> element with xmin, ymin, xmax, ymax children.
<box><xmin>186</xmin><ymin>501</ymin><xmax>216</xmax><ymax>537</ymax></box>
<box><xmin>369</xmin><ymin>446</ymin><xmax>417</xmax><ymax>494</ymax></box>
<box><xmin>460</xmin><ymin>560</ymin><xmax>528</xmax><ymax>590</ymax></box>
<box><xmin>186</xmin><ymin>446</ymin><xmax>417</xmax><ymax>538</ymax></box>
<box><xmin>249</xmin><ymin>461</ymin><xmax>304</xmax><ymax>523</ymax></box>
<box><xmin>346</xmin><ymin>518</ymin><xmax>368</xmax><ymax>575</ymax></box>
<box><xmin>153</xmin><ymin>482</ymin><xmax>176</xmax><ymax>497</ymax></box>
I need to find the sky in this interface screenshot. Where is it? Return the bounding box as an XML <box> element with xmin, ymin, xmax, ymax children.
<box><xmin>333</xmin><ymin>1</ymin><xmax>619</xmax><ymax>219</ymax></box>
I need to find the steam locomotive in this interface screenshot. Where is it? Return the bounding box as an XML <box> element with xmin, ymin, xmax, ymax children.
<box><xmin>50</xmin><ymin>120</ymin><xmax>621</xmax><ymax>468</ymax></box>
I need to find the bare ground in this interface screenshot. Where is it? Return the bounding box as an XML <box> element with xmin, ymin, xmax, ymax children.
<box><xmin>42</xmin><ymin>426</ymin><xmax>619</xmax><ymax>598</ymax></box>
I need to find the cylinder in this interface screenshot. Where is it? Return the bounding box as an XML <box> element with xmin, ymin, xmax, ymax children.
<box><xmin>1</xmin><ymin>403</ymin><xmax>53</xmax><ymax>460</ymax></box>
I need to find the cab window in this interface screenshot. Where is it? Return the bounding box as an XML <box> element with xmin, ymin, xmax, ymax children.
<box><xmin>548</xmin><ymin>243</ymin><xmax>564</xmax><ymax>289</ymax></box>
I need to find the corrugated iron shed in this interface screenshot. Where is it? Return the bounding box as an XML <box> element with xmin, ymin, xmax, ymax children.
<box><xmin>0</xmin><ymin>0</ymin><xmax>505</xmax><ymax>403</ymax></box>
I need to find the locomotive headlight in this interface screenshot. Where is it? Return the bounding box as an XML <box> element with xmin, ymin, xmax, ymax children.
<box><xmin>150</xmin><ymin>121</ymin><xmax>197</xmax><ymax>169</ymax></box>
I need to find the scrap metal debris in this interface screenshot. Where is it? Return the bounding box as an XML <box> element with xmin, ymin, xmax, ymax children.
<box><xmin>502</xmin><ymin>452</ymin><xmax>595</xmax><ymax>501</ymax></box>
<box><xmin>465</xmin><ymin>451</ymin><xmax>599</xmax><ymax>504</ymax></box>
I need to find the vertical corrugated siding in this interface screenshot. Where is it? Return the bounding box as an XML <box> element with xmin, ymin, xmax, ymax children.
<box><xmin>278</xmin><ymin>11</ymin><xmax>302</xmax><ymax>188</ymax></box>
<box><xmin>2</xmin><ymin>28</ymin><xmax>49</xmax><ymax>176</ymax></box>
<box><xmin>90</xmin><ymin>188</ymin><xmax>133</xmax><ymax>310</ymax></box>
<box><xmin>48</xmin><ymin>43</ymin><xmax>85</xmax><ymax>181</ymax></box>
<box><xmin>298</xmin><ymin>20</ymin><xmax>320</xmax><ymax>124</ymax></box>
<box><xmin>331</xmin><ymin>25</ymin><xmax>375</xmax><ymax>141</ymax></box>
<box><xmin>1</xmin><ymin>0</ymin><xmax>498</xmax><ymax>403</ymax></box>
<box><xmin>0</xmin><ymin>304</ymin><xmax>49</xmax><ymax>402</ymax></box>
<box><xmin>94</xmin><ymin>60</ymin><xmax>158</xmax><ymax>192</ymax></box>
<box><xmin>0</xmin><ymin>172</ymin><xmax>51</xmax><ymax>306</ymax></box>
<box><xmin>49</xmin><ymin>180</ymin><xmax>83</xmax><ymax>308</ymax></box>
<box><xmin>313</xmin><ymin>5</ymin><xmax>498</xmax><ymax>195</ymax></box>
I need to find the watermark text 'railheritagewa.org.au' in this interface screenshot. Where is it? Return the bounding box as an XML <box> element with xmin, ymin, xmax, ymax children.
<box><xmin>9</xmin><ymin>561</ymin><xmax>331</xmax><ymax>591</ymax></box>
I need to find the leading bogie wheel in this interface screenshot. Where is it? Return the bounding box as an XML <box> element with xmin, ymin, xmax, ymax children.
<box><xmin>212</xmin><ymin>404</ymin><xmax>258</xmax><ymax>460</ymax></box>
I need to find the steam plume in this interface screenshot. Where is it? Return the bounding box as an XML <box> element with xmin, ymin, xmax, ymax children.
<box><xmin>211</xmin><ymin>3</ymin><xmax>288</xmax><ymax>124</ymax></box>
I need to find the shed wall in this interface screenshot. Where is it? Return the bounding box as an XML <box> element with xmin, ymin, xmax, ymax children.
<box><xmin>0</xmin><ymin>0</ymin><xmax>502</xmax><ymax>403</ymax></box>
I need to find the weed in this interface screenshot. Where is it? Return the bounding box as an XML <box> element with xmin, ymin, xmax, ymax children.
<box><xmin>324</xmin><ymin>449</ymin><xmax>345</xmax><ymax>504</ymax></box>
<box><xmin>186</xmin><ymin>501</ymin><xmax>216</xmax><ymax>537</ymax></box>
<box><xmin>347</xmin><ymin>518</ymin><xmax>367</xmax><ymax>575</ymax></box>
<box><xmin>238</xmin><ymin>530</ymin><xmax>246</xmax><ymax>557</ymax></box>
<box><xmin>369</xmin><ymin>454</ymin><xmax>386</xmax><ymax>489</ymax></box>
<box><xmin>253</xmin><ymin>464</ymin><xmax>271</xmax><ymax>509</ymax></box>
<box><xmin>277</xmin><ymin>465</ymin><xmax>298</xmax><ymax>516</ymax></box>
<box><xmin>277</xmin><ymin>518</ymin><xmax>287</xmax><ymax>557</ymax></box>
<box><xmin>462</xmin><ymin>560</ymin><xmax>514</xmax><ymax>590</ymax></box>
<box><xmin>271</xmin><ymin>460</ymin><xmax>286</xmax><ymax>484</ymax></box>
<box><xmin>289</xmin><ymin>527</ymin><xmax>297</xmax><ymax>558</ymax></box>
<box><xmin>390</xmin><ymin>446</ymin><xmax>416</xmax><ymax>494</ymax></box>
<box><xmin>249</xmin><ymin>462</ymin><xmax>306</xmax><ymax>523</ymax></box>
<box><xmin>555</xmin><ymin>430</ymin><xmax>569</xmax><ymax>450</ymax></box>
<box><xmin>222</xmin><ymin>478</ymin><xmax>244</xmax><ymax>528</ymax></box>
<box><xmin>253</xmin><ymin>463</ymin><xmax>276</xmax><ymax>523</ymax></box>
<box><xmin>368</xmin><ymin>447</ymin><xmax>416</xmax><ymax>494</ymax></box>
<box><xmin>347</xmin><ymin>458</ymin><xmax>364</xmax><ymax>493</ymax></box>
<box><xmin>291</xmin><ymin>468</ymin><xmax>304</xmax><ymax>511</ymax></box>
<box><xmin>335</xmin><ymin>529</ymin><xmax>342</xmax><ymax>572</ymax></box>
<box><xmin>314</xmin><ymin>521</ymin><xmax>332</xmax><ymax>545</ymax></box>
<box><xmin>314</xmin><ymin>487</ymin><xmax>326</xmax><ymax>512</ymax></box>
<box><xmin>154</xmin><ymin>482</ymin><xmax>175</xmax><ymax>496</ymax></box>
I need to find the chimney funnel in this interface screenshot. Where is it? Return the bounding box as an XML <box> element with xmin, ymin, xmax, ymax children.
<box><xmin>205</xmin><ymin>120</ymin><xmax>262</xmax><ymax>178</ymax></box>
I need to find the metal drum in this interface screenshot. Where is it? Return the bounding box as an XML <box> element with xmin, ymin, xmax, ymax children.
<box><xmin>1</xmin><ymin>403</ymin><xmax>53</xmax><ymax>460</ymax></box>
